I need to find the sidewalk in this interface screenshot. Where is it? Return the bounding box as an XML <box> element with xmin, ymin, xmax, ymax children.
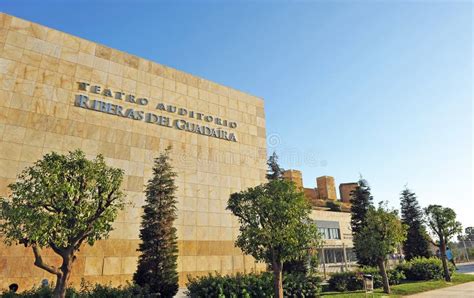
<box><xmin>407</xmin><ymin>281</ymin><xmax>474</xmax><ymax>297</ymax></box>
<box><xmin>457</xmin><ymin>261</ymin><xmax>474</xmax><ymax>275</ymax></box>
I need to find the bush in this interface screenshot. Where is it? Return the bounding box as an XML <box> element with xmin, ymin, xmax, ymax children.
<box><xmin>186</xmin><ymin>272</ymin><xmax>321</xmax><ymax>297</ymax></box>
<box><xmin>360</xmin><ymin>267</ymin><xmax>404</xmax><ymax>288</ymax></box>
<box><xmin>283</xmin><ymin>273</ymin><xmax>322</xmax><ymax>297</ymax></box>
<box><xmin>0</xmin><ymin>281</ymin><xmax>149</xmax><ymax>298</ymax></box>
<box><xmin>0</xmin><ymin>285</ymin><xmax>54</xmax><ymax>298</ymax></box>
<box><xmin>77</xmin><ymin>281</ymin><xmax>149</xmax><ymax>297</ymax></box>
<box><xmin>327</xmin><ymin>272</ymin><xmax>361</xmax><ymax>291</ymax></box>
<box><xmin>397</xmin><ymin>257</ymin><xmax>454</xmax><ymax>281</ymax></box>
<box><xmin>326</xmin><ymin>201</ymin><xmax>342</xmax><ymax>212</ymax></box>
<box><xmin>186</xmin><ymin>272</ymin><xmax>272</xmax><ymax>297</ymax></box>
<box><xmin>327</xmin><ymin>267</ymin><xmax>405</xmax><ymax>292</ymax></box>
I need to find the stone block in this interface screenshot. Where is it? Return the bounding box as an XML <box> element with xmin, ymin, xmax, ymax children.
<box><xmin>121</xmin><ymin>257</ymin><xmax>138</xmax><ymax>275</ymax></box>
<box><xmin>84</xmin><ymin>257</ymin><xmax>104</xmax><ymax>276</ymax></box>
<box><xmin>103</xmin><ymin>257</ymin><xmax>122</xmax><ymax>276</ymax></box>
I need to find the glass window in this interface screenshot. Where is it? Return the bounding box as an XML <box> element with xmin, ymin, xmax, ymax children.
<box><xmin>319</xmin><ymin>227</ymin><xmax>341</xmax><ymax>240</ymax></box>
<box><xmin>318</xmin><ymin>248</ymin><xmax>345</xmax><ymax>264</ymax></box>
<box><xmin>329</xmin><ymin>228</ymin><xmax>340</xmax><ymax>239</ymax></box>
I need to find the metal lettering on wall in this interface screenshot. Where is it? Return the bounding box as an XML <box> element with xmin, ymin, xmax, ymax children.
<box><xmin>74</xmin><ymin>82</ymin><xmax>238</xmax><ymax>142</ymax></box>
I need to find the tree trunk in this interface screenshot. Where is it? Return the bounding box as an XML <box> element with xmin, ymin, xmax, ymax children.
<box><xmin>273</xmin><ymin>262</ymin><xmax>283</xmax><ymax>298</ymax></box>
<box><xmin>377</xmin><ymin>257</ymin><xmax>390</xmax><ymax>294</ymax></box>
<box><xmin>271</xmin><ymin>251</ymin><xmax>283</xmax><ymax>298</ymax></box>
<box><xmin>53</xmin><ymin>253</ymin><xmax>74</xmax><ymax>298</ymax></box>
<box><xmin>439</xmin><ymin>240</ymin><xmax>451</xmax><ymax>282</ymax></box>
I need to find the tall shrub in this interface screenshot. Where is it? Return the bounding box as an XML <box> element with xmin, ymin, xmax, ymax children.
<box><xmin>134</xmin><ymin>148</ymin><xmax>179</xmax><ymax>296</ymax></box>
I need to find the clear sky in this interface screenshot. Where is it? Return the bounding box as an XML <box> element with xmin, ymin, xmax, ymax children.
<box><xmin>2</xmin><ymin>1</ymin><xmax>472</xmax><ymax>228</ymax></box>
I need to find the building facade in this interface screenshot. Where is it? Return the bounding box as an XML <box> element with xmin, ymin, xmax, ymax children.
<box><xmin>282</xmin><ymin>170</ymin><xmax>357</xmax><ymax>272</ymax></box>
<box><xmin>0</xmin><ymin>13</ymin><xmax>268</xmax><ymax>289</ymax></box>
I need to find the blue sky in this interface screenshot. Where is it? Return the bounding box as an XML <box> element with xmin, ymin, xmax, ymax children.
<box><xmin>2</xmin><ymin>1</ymin><xmax>472</xmax><ymax>228</ymax></box>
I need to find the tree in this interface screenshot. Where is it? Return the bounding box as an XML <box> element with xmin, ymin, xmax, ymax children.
<box><xmin>350</xmin><ymin>177</ymin><xmax>376</xmax><ymax>266</ymax></box>
<box><xmin>0</xmin><ymin>150</ymin><xmax>125</xmax><ymax>298</ymax></box>
<box><xmin>134</xmin><ymin>148</ymin><xmax>179</xmax><ymax>296</ymax></box>
<box><xmin>465</xmin><ymin>227</ymin><xmax>474</xmax><ymax>241</ymax></box>
<box><xmin>424</xmin><ymin>205</ymin><xmax>462</xmax><ymax>282</ymax></box>
<box><xmin>457</xmin><ymin>227</ymin><xmax>474</xmax><ymax>242</ymax></box>
<box><xmin>400</xmin><ymin>187</ymin><xmax>431</xmax><ymax>260</ymax></box>
<box><xmin>227</xmin><ymin>179</ymin><xmax>321</xmax><ymax>298</ymax></box>
<box><xmin>266</xmin><ymin>151</ymin><xmax>284</xmax><ymax>180</ymax></box>
<box><xmin>355</xmin><ymin>203</ymin><xmax>407</xmax><ymax>294</ymax></box>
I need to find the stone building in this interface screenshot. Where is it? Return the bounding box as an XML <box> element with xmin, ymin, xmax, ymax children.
<box><xmin>0</xmin><ymin>13</ymin><xmax>267</xmax><ymax>289</ymax></box>
<box><xmin>282</xmin><ymin>170</ymin><xmax>358</xmax><ymax>268</ymax></box>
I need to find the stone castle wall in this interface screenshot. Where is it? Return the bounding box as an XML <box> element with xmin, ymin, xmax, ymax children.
<box><xmin>316</xmin><ymin>176</ymin><xmax>337</xmax><ymax>201</ymax></box>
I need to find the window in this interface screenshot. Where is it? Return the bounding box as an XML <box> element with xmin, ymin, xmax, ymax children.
<box><xmin>318</xmin><ymin>227</ymin><xmax>341</xmax><ymax>240</ymax></box>
<box><xmin>318</xmin><ymin>248</ymin><xmax>344</xmax><ymax>264</ymax></box>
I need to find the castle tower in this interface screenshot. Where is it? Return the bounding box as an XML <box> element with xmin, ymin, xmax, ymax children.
<box><xmin>339</xmin><ymin>182</ymin><xmax>358</xmax><ymax>203</ymax></box>
<box><xmin>282</xmin><ymin>169</ymin><xmax>303</xmax><ymax>190</ymax></box>
<box><xmin>316</xmin><ymin>176</ymin><xmax>337</xmax><ymax>200</ymax></box>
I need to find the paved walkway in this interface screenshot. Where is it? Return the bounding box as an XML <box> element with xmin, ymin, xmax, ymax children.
<box><xmin>457</xmin><ymin>262</ymin><xmax>474</xmax><ymax>275</ymax></box>
<box><xmin>407</xmin><ymin>281</ymin><xmax>474</xmax><ymax>297</ymax></box>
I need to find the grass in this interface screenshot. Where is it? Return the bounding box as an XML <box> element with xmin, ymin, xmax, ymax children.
<box><xmin>320</xmin><ymin>273</ymin><xmax>474</xmax><ymax>297</ymax></box>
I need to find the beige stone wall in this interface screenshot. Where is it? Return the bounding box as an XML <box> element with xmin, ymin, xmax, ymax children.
<box><xmin>0</xmin><ymin>13</ymin><xmax>267</xmax><ymax>289</ymax></box>
<box><xmin>310</xmin><ymin>210</ymin><xmax>353</xmax><ymax>247</ymax></box>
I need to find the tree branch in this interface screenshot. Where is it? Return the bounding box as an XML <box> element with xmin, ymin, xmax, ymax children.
<box><xmin>49</xmin><ymin>241</ymin><xmax>65</xmax><ymax>257</ymax></box>
<box><xmin>70</xmin><ymin>191</ymin><xmax>116</xmax><ymax>247</ymax></box>
<box><xmin>31</xmin><ymin>243</ymin><xmax>61</xmax><ymax>276</ymax></box>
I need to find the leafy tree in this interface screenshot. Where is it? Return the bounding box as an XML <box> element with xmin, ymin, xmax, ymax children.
<box><xmin>400</xmin><ymin>187</ymin><xmax>431</xmax><ymax>260</ymax></box>
<box><xmin>266</xmin><ymin>151</ymin><xmax>284</xmax><ymax>181</ymax></box>
<box><xmin>424</xmin><ymin>205</ymin><xmax>462</xmax><ymax>282</ymax></box>
<box><xmin>355</xmin><ymin>203</ymin><xmax>407</xmax><ymax>294</ymax></box>
<box><xmin>350</xmin><ymin>177</ymin><xmax>375</xmax><ymax>266</ymax></box>
<box><xmin>267</xmin><ymin>151</ymin><xmax>316</xmax><ymax>275</ymax></box>
<box><xmin>134</xmin><ymin>148</ymin><xmax>179</xmax><ymax>296</ymax></box>
<box><xmin>465</xmin><ymin>227</ymin><xmax>474</xmax><ymax>241</ymax></box>
<box><xmin>227</xmin><ymin>179</ymin><xmax>321</xmax><ymax>298</ymax></box>
<box><xmin>457</xmin><ymin>227</ymin><xmax>474</xmax><ymax>242</ymax></box>
<box><xmin>0</xmin><ymin>150</ymin><xmax>125</xmax><ymax>298</ymax></box>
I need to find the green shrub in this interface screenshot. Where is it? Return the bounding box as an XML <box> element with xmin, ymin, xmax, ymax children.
<box><xmin>360</xmin><ymin>267</ymin><xmax>404</xmax><ymax>288</ymax></box>
<box><xmin>186</xmin><ymin>272</ymin><xmax>321</xmax><ymax>297</ymax></box>
<box><xmin>283</xmin><ymin>273</ymin><xmax>322</xmax><ymax>297</ymax></box>
<box><xmin>397</xmin><ymin>257</ymin><xmax>454</xmax><ymax>281</ymax></box>
<box><xmin>78</xmin><ymin>281</ymin><xmax>149</xmax><ymax>297</ymax></box>
<box><xmin>0</xmin><ymin>285</ymin><xmax>54</xmax><ymax>298</ymax></box>
<box><xmin>387</xmin><ymin>267</ymin><xmax>406</xmax><ymax>285</ymax></box>
<box><xmin>328</xmin><ymin>267</ymin><xmax>405</xmax><ymax>292</ymax></box>
<box><xmin>327</xmin><ymin>271</ymin><xmax>361</xmax><ymax>291</ymax></box>
<box><xmin>0</xmin><ymin>281</ymin><xmax>149</xmax><ymax>298</ymax></box>
<box><xmin>326</xmin><ymin>201</ymin><xmax>342</xmax><ymax>212</ymax></box>
<box><xmin>186</xmin><ymin>272</ymin><xmax>272</xmax><ymax>297</ymax></box>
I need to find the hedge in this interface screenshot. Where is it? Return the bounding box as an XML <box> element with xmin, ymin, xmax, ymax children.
<box><xmin>328</xmin><ymin>257</ymin><xmax>455</xmax><ymax>292</ymax></box>
<box><xmin>186</xmin><ymin>272</ymin><xmax>322</xmax><ymax>297</ymax></box>
<box><xmin>0</xmin><ymin>282</ymin><xmax>150</xmax><ymax>298</ymax></box>
<box><xmin>396</xmin><ymin>257</ymin><xmax>455</xmax><ymax>281</ymax></box>
<box><xmin>327</xmin><ymin>267</ymin><xmax>404</xmax><ymax>292</ymax></box>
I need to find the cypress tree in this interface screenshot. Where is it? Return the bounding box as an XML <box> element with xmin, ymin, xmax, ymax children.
<box><xmin>134</xmin><ymin>148</ymin><xmax>179</xmax><ymax>296</ymax></box>
<box><xmin>400</xmin><ymin>187</ymin><xmax>431</xmax><ymax>260</ymax></box>
<box><xmin>267</xmin><ymin>151</ymin><xmax>284</xmax><ymax>180</ymax></box>
<box><xmin>350</xmin><ymin>177</ymin><xmax>376</xmax><ymax>266</ymax></box>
